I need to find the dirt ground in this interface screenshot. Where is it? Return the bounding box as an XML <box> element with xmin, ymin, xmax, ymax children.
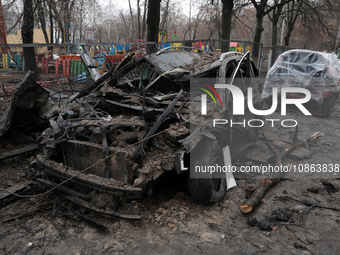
<box><xmin>1</xmin><ymin>75</ymin><xmax>340</xmax><ymax>254</ymax></box>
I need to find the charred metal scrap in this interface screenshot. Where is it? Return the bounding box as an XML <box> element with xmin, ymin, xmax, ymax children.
<box><xmin>0</xmin><ymin>71</ymin><xmax>74</xmax><ymax>136</ymax></box>
<box><xmin>10</xmin><ymin>50</ymin><xmax>261</xmax><ymax>219</ymax></box>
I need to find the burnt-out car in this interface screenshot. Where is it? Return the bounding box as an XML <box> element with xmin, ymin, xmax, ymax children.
<box><xmin>33</xmin><ymin>49</ymin><xmax>261</xmax><ymax>217</ymax></box>
<box><xmin>262</xmin><ymin>49</ymin><xmax>340</xmax><ymax>115</ymax></box>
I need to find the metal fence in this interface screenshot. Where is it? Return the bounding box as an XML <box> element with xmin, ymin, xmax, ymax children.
<box><xmin>0</xmin><ymin>42</ymin><xmax>154</xmax><ymax>74</ymax></box>
<box><xmin>158</xmin><ymin>39</ymin><xmax>264</xmax><ymax>70</ymax></box>
<box><xmin>0</xmin><ymin>40</ymin><xmax>266</xmax><ymax>96</ymax></box>
<box><xmin>211</xmin><ymin>40</ymin><xmax>264</xmax><ymax>69</ymax></box>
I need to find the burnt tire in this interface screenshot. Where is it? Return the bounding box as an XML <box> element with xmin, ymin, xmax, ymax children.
<box><xmin>188</xmin><ymin>139</ymin><xmax>226</xmax><ymax>205</ymax></box>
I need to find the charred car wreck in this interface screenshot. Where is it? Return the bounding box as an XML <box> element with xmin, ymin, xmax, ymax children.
<box><xmin>20</xmin><ymin>49</ymin><xmax>261</xmax><ymax>219</ymax></box>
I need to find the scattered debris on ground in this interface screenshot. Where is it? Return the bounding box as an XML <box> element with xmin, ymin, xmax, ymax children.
<box><xmin>1</xmin><ymin>49</ymin><xmax>340</xmax><ymax>254</ymax></box>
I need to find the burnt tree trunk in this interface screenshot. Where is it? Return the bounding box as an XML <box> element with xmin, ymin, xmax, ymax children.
<box><xmin>22</xmin><ymin>0</ymin><xmax>38</xmax><ymax>80</ymax></box>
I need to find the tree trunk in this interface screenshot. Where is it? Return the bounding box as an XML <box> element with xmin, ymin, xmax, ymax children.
<box><xmin>147</xmin><ymin>0</ymin><xmax>161</xmax><ymax>52</ymax></box>
<box><xmin>284</xmin><ymin>16</ymin><xmax>297</xmax><ymax>47</ymax></box>
<box><xmin>271</xmin><ymin>7</ymin><xmax>280</xmax><ymax>66</ymax></box>
<box><xmin>141</xmin><ymin>0</ymin><xmax>148</xmax><ymax>40</ymax></box>
<box><xmin>79</xmin><ymin>0</ymin><xmax>84</xmax><ymax>42</ymax></box>
<box><xmin>272</xmin><ymin>18</ymin><xmax>278</xmax><ymax>47</ymax></box>
<box><xmin>22</xmin><ymin>0</ymin><xmax>38</xmax><ymax>80</ymax></box>
<box><xmin>49</xmin><ymin>0</ymin><xmax>64</xmax><ymax>43</ymax></box>
<box><xmin>160</xmin><ymin>0</ymin><xmax>170</xmax><ymax>32</ymax></box>
<box><xmin>120</xmin><ymin>12</ymin><xmax>130</xmax><ymax>40</ymax></box>
<box><xmin>221</xmin><ymin>0</ymin><xmax>233</xmax><ymax>52</ymax></box>
<box><xmin>48</xmin><ymin>0</ymin><xmax>53</xmax><ymax>46</ymax></box>
<box><xmin>271</xmin><ymin>0</ymin><xmax>286</xmax><ymax>47</ymax></box>
<box><xmin>252</xmin><ymin>14</ymin><xmax>264</xmax><ymax>59</ymax></box>
<box><xmin>251</xmin><ymin>0</ymin><xmax>270</xmax><ymax>59</ymax></box>
<box><xmin>0</xmin><ymin>0</ymin><xmax>7</xmax><ymax>53</ymax></box>
<box><xmin>137</xmin><ymin>0</ymin><xmax>141</xmax><ymax>39</ymax></box>
<box><xmin>128</xmin><ymin>0</ymin><xmax>135</xmax><ymax>38</ymax></box>
<box><xmin>284</xmin><ymin>0</ymin><xmax>300</xmax><ymax>47</ymax></box>
<box><xmin>36</xmin><ymin>0</ymin><xmax>49</xmax><ymax>44</ymax></box>
<box><xmin>284</xmin><ymin>27</ymin><xmax>293</xmax><ymax>46</ymax></box>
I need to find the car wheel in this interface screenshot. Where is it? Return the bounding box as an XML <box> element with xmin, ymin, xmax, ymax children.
<box><xmin>188</xmin><ymin>139</ymin><xmax>226</xmax><ymax>205</ymax></box>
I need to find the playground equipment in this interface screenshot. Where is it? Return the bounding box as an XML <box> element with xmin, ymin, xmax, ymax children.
<box><xmin>56</xmin><ymin>55</ymin><xmax>87</xmax><ymax>83</ymax></box>
<box><xmin>229</xmin><ymin>42</ymin><xmax>253</xmax><ymax>56</ymax></box>
<box><xmin>64</xmin><ymin>24</ymin><xmax>76</xmax><ymax>43</ymax></box>
<box><xmin>171</xmin><ymin>31</ymin><xmax>179</xmax><ymax>42</ymax></box>
<box><xmin>2</xmin><ymin>54</ymin><xmax>9</xmax><ymax>69</ymax></box>
<box><xmin>64</xmin><ymin>24</ymin><xmax>76</xmax><ymax>55</ymax></box>
<box><xmin>158</xmin><ymin>31</ymin><xmax>167</xmax><ymax>42</ymax></box>
<box><xmin>2</xmin><ymin>53</ymin><xmax>21</xmax><ymax>70</ymax></box>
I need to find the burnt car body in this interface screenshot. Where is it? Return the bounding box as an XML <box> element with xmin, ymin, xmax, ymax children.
<box><xmin>262</xmin><ymin>49</ymin><xmax>340</xmax><ymax>116</ymax></box>
<box><xmin>33</xmin><ymin>49</ymin><xmax>261</xmax><ymax>218</ymax></box>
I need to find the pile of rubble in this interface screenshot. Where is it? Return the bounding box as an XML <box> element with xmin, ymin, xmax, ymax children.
<box><xmin>0</xmin><ymin>48</ymin><xmax>262</xmax><ymax>220</ymax></box>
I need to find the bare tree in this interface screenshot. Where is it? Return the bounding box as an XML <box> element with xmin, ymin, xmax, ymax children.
<box><xmin>159</xmin><ymin>0</ymin><xmax>170</xmax><ymax>32</ymax></box>
<box><xmin>22</xmin><ymin>0</ymin><xmax>38</xmax><ymax>80</ymax></box>
<box><xmin>250</xmin><ymin>0</ymin><xmax>269</xmax><ymax>58</ymax></box>
<box><xmin>269</xmin><ymin>0</ymin><xmax>286</xmax><ymax>47</ymax></box>
<box><xmin>147</xmin><ymin>0</ymin><xmax>161</xmax><ymax>45</ymax></box>
<box><xmin>267</xmin><ymin>0</ymin><xmax>287</xmax><ymax>64</ymax></box>
<box><xmin>128</xmin><ymin>0</ymin><xmax>135</xmax><ymax>37</ymax></box>
<box><xmin>183</xmin><ymin>0</ymin><xmax>203</xmax><ymax>40</ymax></box>
<box><xmin>0</xmin><ymin>0</ymin><xmax>7</xmax><ymax>47</ymax></box>
<box><xmin>250</xmin><ymin>0</ymin><xmax>293</xmax><ymax>58</ymax></box>
<box><xmin>137</xmin><ymin>0</ymin><xmax>141</xmax><ymax>38</ymax></box>
<box><xmin>283</xmin><ymin>0</ymin><xmax>302</xmax><ymax>46</ymax></box>
<box><xmin>141</xmin><ymin>0</ymin><xmax>148</xmax><ymax>39</ymax></box>
<box><xmin>47</xmin><ymin>0</ymin><xmax>53</xmax><ymax>44</ymax></box>
<box><xmin>210</xmin><ymin>0</ymin><xmax>234</xmax><ymax>51</ymax></box>
<box><xmin>221</xmin><ymin>0</ymin><xmax>233</xmax><ymax>51</ymax></box>
<box><xmin>205</xmin><ymin>1</ymin><xmax>222</xmax><ymax>40</ymax></box>
<box><xmin>35</xmin><ymin>0</ymin><xmax>49</xmax><ymax>44</ymax></box>
<box><xmin>192</xmin><ymin>3</ymin><xmax>209</xmax><ymax>40</ymax></box>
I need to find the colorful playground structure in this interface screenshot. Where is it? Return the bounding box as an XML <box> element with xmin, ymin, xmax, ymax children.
<box><xmin>229</xmin><ymin>42</ymin><xmax>253</xmax><ymax>56</ymax></box>
<box><xmin>0</xmin><ymin>39</ymin><xmax>254</xmax><ymax>83</ymax></box>
<box><xmin>1</xmin><ymin>53</ymin><xmax>88</xmax><ymax>84</ymax></box>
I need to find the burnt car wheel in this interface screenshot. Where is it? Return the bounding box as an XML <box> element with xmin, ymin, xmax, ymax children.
<box><xmin>188</xmin><ymin>140</ymin><xmax>226</xmax><ymax>205</ymax></box>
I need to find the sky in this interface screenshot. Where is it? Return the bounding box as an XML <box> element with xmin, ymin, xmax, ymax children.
<box><xmin>98</xmin><ymin>0</ymin><xmax>192</xmax><ymax>16</ymax></box>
